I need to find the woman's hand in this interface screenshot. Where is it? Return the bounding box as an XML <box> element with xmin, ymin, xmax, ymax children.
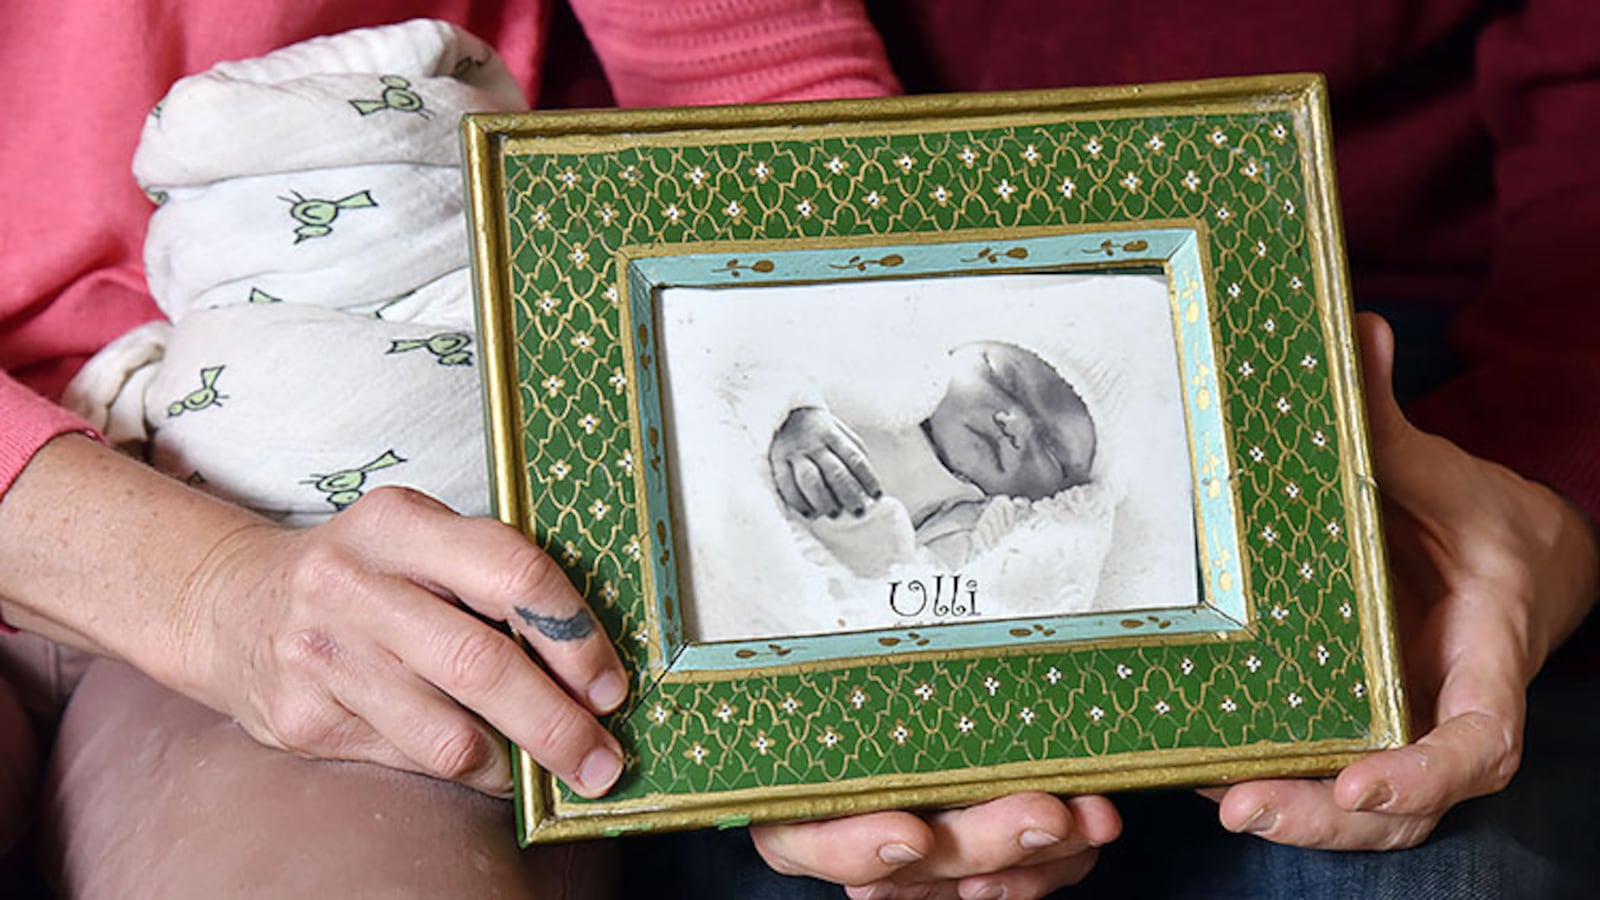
<box><xmin>1204</xmin><ymin>313</ymin><xmax>1598</xmax><ymax>849</ymax></box>
<box><xmin>751</xmin><ymin>792</ymin><xmax>1121</xmax><ymax>900</ymax></box>
<box><xmin>172</xmin><ymin>486</ymin><xmax>627</xmax><ymax>797</ymax></box>
<box><xmin>0</xmin><ymin>436</ymin><xmax>627</xmax><ymax>797</ymax></box>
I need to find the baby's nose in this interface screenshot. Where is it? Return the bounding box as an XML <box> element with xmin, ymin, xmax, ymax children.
<box><xmin>994</xmin><ymin>409</ymin><xmax>1031</xmax><ymax>446</ymax></box>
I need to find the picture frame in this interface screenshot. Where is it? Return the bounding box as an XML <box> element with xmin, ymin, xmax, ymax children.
<box><xmin>461</xmin><ymin>73</ymin><xmax>1409</xmax><ymax>845</ymax></box>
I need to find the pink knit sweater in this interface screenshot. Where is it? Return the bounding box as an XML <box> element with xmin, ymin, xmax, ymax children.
<box><xmin>0</xmin><ymin>0</ymin><xmax>898</xmax><ymax>496</ymax></box>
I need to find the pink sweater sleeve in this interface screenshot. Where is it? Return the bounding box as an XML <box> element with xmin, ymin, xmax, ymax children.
<box><xmin>568</xmin><ymin>0</ymin><xmax>900</xmax><ymax>106</ymax></box>
<box><xmin>0</xmin><ymin>376</ymin><xmax>97</xmax><ymax>497</ymax></box>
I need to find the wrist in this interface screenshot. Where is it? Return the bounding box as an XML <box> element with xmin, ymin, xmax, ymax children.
<box><xmin>0</xmin><ymin>434</ymin><xmax>276</xmax><ymax>695</ymax></box>
<box><xmin>163</xmin><ymin>519</ymin><xmax>284</xmax><ymax>709</ymax></box>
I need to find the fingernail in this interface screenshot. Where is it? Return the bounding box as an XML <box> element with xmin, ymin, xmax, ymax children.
<box><xmin>966</xmin><ymin>886</ymin><xmax>1005</xmax><ymax>900</ymax></box>
<box><xmin>877</xmin><ymin>841</ymin><xmax>923</xmax><ymax>866</ymax></box>
<box><xmin>1019</xmin><ymin>828</ymin><xmax>1061</xmax><ymax>850</ymax></box>
<box><xmin>857</xmin><ymin>885</ymin><xmax>893</xmax><ymax>900</ymax></box>
<box><xmin>576</xmin><ymin>746</ymin><xmax>622</xmax><ymax>794</ymax></box>
<box><xmin>1352</xmin><ymin>781</ymin><xmax>1395</xmax><ymax>812</ymax></box>
<box><xmin>587</xmin><ymin>671</ymin><xmax>627</xmax><ymax>711</ymax></box>
<box><xmin>1239</xmin><ymin>806</ymin><xmax>1277</xmax><ymax>834</ymax></box>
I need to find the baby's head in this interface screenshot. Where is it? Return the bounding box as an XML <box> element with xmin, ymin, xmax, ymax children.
<box><xmin>922</xmin><ymin>341</ymin><xmax>1096</xmax><ymax>500</ymax></box>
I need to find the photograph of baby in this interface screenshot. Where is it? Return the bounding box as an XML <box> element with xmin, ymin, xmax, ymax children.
<box><xmin>653</xmin><ymin>269</ymin><xmax>1201</xmax><ymax>644</ymax></box>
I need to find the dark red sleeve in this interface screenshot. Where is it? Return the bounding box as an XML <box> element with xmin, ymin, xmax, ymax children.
<box><xmin>1409</xmin><ymin>0</ymin><xmax>1600</xmax><ymax>521</ymax></box>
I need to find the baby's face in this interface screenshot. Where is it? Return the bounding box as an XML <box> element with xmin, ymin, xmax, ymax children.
<box><xmin>923</xmin><ymin>342</ymin><xmax>1095</xmax><ymax>500</ymax></box>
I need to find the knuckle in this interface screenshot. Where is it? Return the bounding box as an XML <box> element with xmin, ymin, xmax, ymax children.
<box><xmin>351</xmin><ymin>484</ymin><xmax>425</xmax><ymax>518</ymax></box>
<box><xmin>436</xmin><ymin>628</ymin><xmax>515</xmax><ymax>697</ymax></box>
<box><xmin>1498</xmin><ymin>718</ymin><xmax>1525</xmax><ymax>758</ymax></box>
<box><xmin>524</xmin><ymin>700</ymin><xmax>590</xmax><ymax>768</ymax></box>
<box><xmin>288</xmin><ymin>538</ymin><xmax>347</xmax><ymax>595</ymax></box>
<box><xmin>234</xmin><ymin>717</ymin><xmax>291</xmax><ymax>753</ymax></box>
<box><xmin>338</xmin><ymin>486</ymin><xmax>439</xmax><ymax>538</ymax></box>
<box><xmin>1488</xmin><ymin>735</ymin><xmax>1523</xmax><ymax>793</ymax></box>
<box><xmin>286</xmin><ymin>542</ymin><xmax>363</xmax><ymax>600</ymax></box>
<box><xmin>424</xmin><ymin>724</ymin><xmax>493</xmax><ymax>781</ymax></box>
<box><xmin>267</xmin><ymin>696</ymin><xmax>343</xmax><ymax>753</ymax></box>
<box><xmin>279</xmin><ymin>627</ymin><xmax>346</xmax><ymax>675</ymax></box>
<box><xmin>495</xmin><ymin>546</ymin><xmax>570</xmax><ymax>609</ymax></box>
<box><xmin>1449</xmin><ymin>713</ymin><xmax>1524</xmax><ymax>797</ymax></box>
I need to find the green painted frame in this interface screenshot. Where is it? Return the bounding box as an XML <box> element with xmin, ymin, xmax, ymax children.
<box><xmin>461</xmin><ymin>74</ymin><xmax>1408</xmax><ymax>844</ymax></box>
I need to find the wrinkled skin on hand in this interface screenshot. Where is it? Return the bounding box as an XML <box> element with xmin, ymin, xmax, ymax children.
<box><xmin>0</xmin><ymin>435</ymin><xmax>633</xmax><ymax>801</ymax></box>
<box><xmin>172</xmin><ymin>486</ymin><xmax>629</xmax><ymax>798</ymax></box>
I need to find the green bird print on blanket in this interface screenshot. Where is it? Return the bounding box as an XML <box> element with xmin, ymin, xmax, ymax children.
<box><xmin>167</xmin><ymin>365</ymin><xmax>226</xmax><ymax>417</ymax></box>
<box><xmin>281</xmin><ymin>190</ymin><xmax>377</xmax><ymax>243</ymax></box>
<box><xmin>305</xmin><ymin>450</ymin><xmax>406</xmax><ymax>511</ymax></box>
<box><xmin>388</xmin><ymin>332</ymin><xmax>473</xmax><ymax>366</ymax></box>
<box><xmin>349</xmin><ymin>75</ymin><xmax>431</xmax><ymax>118</ymax></box>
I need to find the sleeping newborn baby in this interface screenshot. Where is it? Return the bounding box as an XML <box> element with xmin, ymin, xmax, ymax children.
<box><xmin>767</xmin><ymin>340</ymin><xmax>1099</xmax><ymax>577</ymax></box>
<box><xmin>64</xmin><ymin>20</ymin><xmax>527</xmax><ymax>524</ymax></box>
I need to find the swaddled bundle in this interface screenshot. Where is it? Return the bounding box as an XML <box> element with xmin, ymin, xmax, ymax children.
<box><xmin>65</xmin><ymin>20</ymin><xmax>528</xmax><ymax>524</ymax></box>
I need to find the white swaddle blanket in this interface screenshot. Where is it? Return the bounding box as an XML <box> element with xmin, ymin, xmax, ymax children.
<box><xmin>64</xmin><ymin>20</ymin><xmax>528</xmax><ymax>525</ymax></box>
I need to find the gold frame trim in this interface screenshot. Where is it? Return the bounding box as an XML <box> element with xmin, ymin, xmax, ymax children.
<box><xmin>530</xmin><ymin>742</ymin><xmax>1371</xmax><ymax>842</ymax></box>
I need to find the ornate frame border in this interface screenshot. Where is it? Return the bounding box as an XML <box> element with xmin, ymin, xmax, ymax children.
<box><xmin>461</xmin><ymin>74</ymin><xmax>1408</xmax><ymax>844</ymax></box>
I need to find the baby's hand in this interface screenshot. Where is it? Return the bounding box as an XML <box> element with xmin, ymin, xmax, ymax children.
<box><xmin>768</xmin><ymin>407</ymin><xmax>882</xmax><ymax>518</ymax></box>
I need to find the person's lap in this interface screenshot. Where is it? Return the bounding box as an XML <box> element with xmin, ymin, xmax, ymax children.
<box><xmin>0</xmin><ymin>630</ymin><xmax>609</xmax><ymax>899</ymax></box>
<box><xmin>0</xmin><ymin>674</ymin><xmax>39</xmax><ymax>854</ymax></box>
<box><xmin>0</xmin><ymin>629</ymin><xmax>84</xmax><ymax>863</ymax></box>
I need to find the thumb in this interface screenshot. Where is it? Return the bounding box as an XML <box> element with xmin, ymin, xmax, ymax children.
<box><xmin>1354</xmin><ymin>312</ymin><xmax>1408</xmax><ymax>449</ymax></box>
<box><xmin>1354</xmin><ymin>312</ymin><xmax>1468</xmax><ymax>520</ymax></box>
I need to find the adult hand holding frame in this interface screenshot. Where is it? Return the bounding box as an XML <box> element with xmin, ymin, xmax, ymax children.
<box><xmin>461</xmin><ymin>75</ymin><xmax>1408</xmax><ymax>844</ymax></box>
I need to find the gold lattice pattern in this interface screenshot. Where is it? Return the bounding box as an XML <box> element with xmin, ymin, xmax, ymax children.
<box><xmin>499</xmin><ymin>110</ymin><xmax>1371</xmax><ymax>800</ymax></box>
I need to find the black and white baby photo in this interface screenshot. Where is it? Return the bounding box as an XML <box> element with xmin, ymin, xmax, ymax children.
<box><xmin>653</xmin><ymin>270</ymin><xmax>1200</xmax><ymax>644</ymax></box>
